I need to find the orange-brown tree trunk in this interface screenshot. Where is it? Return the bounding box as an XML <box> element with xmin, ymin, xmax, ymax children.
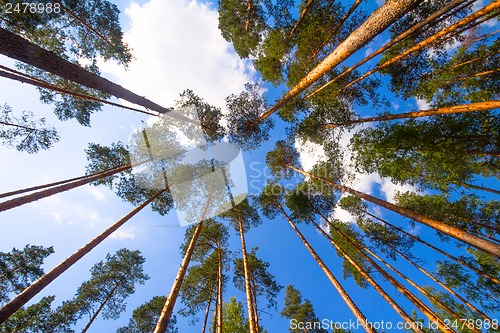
<box><xmin>321</xmin><ymin>101</ymin><xmax>500</xmax><ymax>129</ymax></box>
<box><xmin>277</xmin><ymin>204</ymin><xmax>376</xmax><ymax>333</ymax></box>
<box><xmin>80</xmin><ymin>280</ymin><xmax>123</xmax><ymax>333</ymax></box>
<box><xmin>0</xmin><ymin>191</ymin><xmax>163</xmax><ymax>324</ymax></box>
<box><xmin>286</xmin><ymin>164</ymin><xmax>500</xmax><ymax>257</ymax></box>
<box><xmin>288</xmin><ymin>0</ymin><xmax>315</xmax><ymax>41</ymax></box>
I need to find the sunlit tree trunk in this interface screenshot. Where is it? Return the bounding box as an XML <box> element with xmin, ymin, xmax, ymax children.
<box><xmin>245</xmin><ymin>0</ymin><xmax>254</xmax><ymax>32</ymax></box>
<box><xmin>154</xmin><ymin>199</ymin><xmax>211</xmax><ymax>333</ymax></box>
<box><xmin>0</xmin><ymin>28</ymin><xmax>170</xmax><ymax>114</ymax></box>
<box><xmin>305</xmin><ymin>0</ymin><xmax>471</xmax><ymax>99</ymax></box>
<box><xmin>341</xmin><ymin>1</ymin><xmax>500</xmax><ymax>92</ymax></box>
<box><xmin>277</xmin><ymin>204</ymin><xmax>376</xmax><ymax>333</ymax></box>
<box><xmin>285</xmin><ymin>164</ymin><xmax>500</xmax><ymax>257</ymax></box>
<box><xmin>0</xmin><ymin>191</ymin><xmax>163</xmax><ymax>324</ymax></box>
<box><xmin>216</xmin><ymin>239</ymin><xmax>223</xmax><ymax>333</ymax></box>
<box><xmin>238</xmin><ymin>213</ymin><xmax>258</xmax><ymax>333</ymax></box>
<box><xmin>252</xmin><ymin>0</ymin><xmax>420</xmax><ymax>125</ymax></box>
<box><xmin>0</xmin><ymin>164</ymin><xmax>133</xmax><ymax>212</ymax></box>
<box><xmin>80</xmin><ymin>280</ymin><xmax>123</xmax><ymax>333</ymax></box>
<box><xmin>320</xmin><ymin>101</ymin><xmax>500</xmax><ymax>129</ymax></box>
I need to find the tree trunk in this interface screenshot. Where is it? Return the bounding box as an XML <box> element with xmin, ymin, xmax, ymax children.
<box><xmin>0</xmin><ymin>191</ymin><xmax>163</xmax><ymax>324</ymax></box>
<box><xmin>459</xmin><ymin>182</ymin><xmax>500</xmax><ymax>196</ymax></box>
<box><xmin>288</xmin><ymin>0</ymin><xmax>315</xmax><ymax>41</ymax></box>
<box><xmin>277</xmin><ymin>204</ymin><xmax>376</xmax><ymax>333</ymax></box>
<box><xmin>285</xmin><ymin>164</ymin><xmax>500</xmax><ymax>257</ymax></box>
<box><xmin>80</xmin><ymin>280</ymin><xmax>122</xmax><ymax>333</ymax></box>
<box><xmin>443</xmin><ymin>69</ymin><xmax>499</xmax><ymax>85</ymax></box>
<box><xmin>0</xmin><ymin>28</ymin><xmax>170</xmax><ymax>114</ymax></box>
<box><xmin>253</xmin><ymin>0</ymin><xmax>420</xmax><ymax>125</ymax></box>
<box><xmin>0</xmin><ymin>166</ymin><xmax>130</xmax><ymax>200</ymax></box>
<box><xmin>308</xmin><ymin>208</ymin><xmax>424</xmax><ymax>333</ymax></box>
<box><xmin>341</xmin><ymin>1</ymin><xmax>500</xmax><ymax>92</ymax></box>
<box><xmin>154</xmin><ymin>199</ymin><xmax>211</xmax><ymax>333</ymax></box>
<box><xmin>216</xmin><ymin>240</ymin><xmax>223</xmax><ymax>333</ymax></box>
<box><xmin>323</xmin><ymin>216</ymin><xmax>455</xmax><ymax>332</ymax></box>
<box><xmin>0</xmin><ymin>67</ymin><xmax>159</xmax><ymax>117</ymax></box>
<box><xmin>320</xmin><ymin>100</ymin><xmax>500</xmax><ymax>129</ymax></box>
<box><xmin>360</xmin><ymin>209</ymin><xmax>500</xmax><ymax>284</ymax></box>
<box><xmin>238</xmin><ymin>213</ymin><xmax>258</xmax><ymax>333</ymax></box>
<box><xmin>0</xmin><ymin>164</ymin><xmax>133</xmax><ymax>212</ymax></box>
<box><xmin>250</xmin><ymin>275</ymin><xmax>259</xmax><ymax>330</ymax></box>
<box><xmin>394</xmin><ymin>246</ymin><xmax>492</xmax><ymax>322</ymax></box>
<box><xmin>0</xmin><ymin>120</ymin><xmax>37</xmax><ymax>132</ymax></box>
<box><xmin>309</xmin><ymin>0</ymin><xmax>363</xmax><ymax>61</ymax></box>
<box><xmin>201</xmin><ymin>286</ymin><xmax>213</xmax><ymax>333</ymax></box>
<box><xmin>245</xmin><ymin>0</ymin><xmax>254</xmax><ymax>32</ymax></box>
<box><xmin>305</xmin><ymin>0</ymin><xmax>471</xmax><ymax>99</ymax></box>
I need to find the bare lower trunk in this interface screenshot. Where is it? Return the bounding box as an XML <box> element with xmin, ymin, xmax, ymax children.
<box><xmin>253</xmin><ymin>0</ymin><xmax>420</xmax><ymax>125</ymax></box>
<box><xmin>0</xmin><ymin>191</ymin><xmax>163</xmax><ymax>324</ymax></box>
<box><xmin>309</xmin><ymin>208</ymin><xmax>423</xmax><ymax>333</ymax></box>
<box><xmin>341</xmin><ymin>2</ymin><xmax>500</xmax><ymax>92</ymax></box>
<box><xmin>0</xmin><ymin>28</ymin><xmax>170</xmax><ymax>113</ymax></box>
<box><xmin>321</xmin><ymin>101</ymin><xmax>500</xmax><ymax>129</ymax></box>
<box><xmin>305</xmin><ymin>0</ymin><xmax>472</xmax><ymax>99</ymax></box>
<box><xmin>216</xmin><ymin>240</ymin><xmax>223</xmax><ymax>333</ymax></box>
<box><xmin>201</xmin><ymin>288</ymin><xmax>213</xmax><ymax>333</ymax></box>
<box><xmin>239</xmin><ymin>214</ymin><xmax>258</xmax><ymax>333</ymax></box>
<box><xmin>286</xmin><ymin>164</ymin><xmax>500</xmax><ymax>257</ymax></box>
<box><xmin>360</xmin><ymin>208</ymin><xmax>500</xmax><ymax>284</ymax></box>
<box><xmin>154</xmin><ymin>199</ymin><xmax>211</xmax><ymax>333</ymax></box>
<box><xmin>277</xmin><ymin>204</ymin><xmax>376</xmax><ymax>333</ymax></box>
<box><xmin>0</xmin><ymin>164</ymin><xmax>134</xmax><ymax>212</ymax></box>
<box><xmin>80</xmin><ymin>280</ymin><xmax>122</xmax><ymax>333</ymax></box>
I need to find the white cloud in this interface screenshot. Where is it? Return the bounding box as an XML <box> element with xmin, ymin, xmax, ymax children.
<box><xmin>379</xmin><ymin>177</ymin><xmax>417</xmax><ymax>203</ymax></box>
<box><xmin>86</xmin><ymin>187</ymin><xmax>106</xmax><ymax>202</ymax></box>
<box><xmin>295</xmin><ymin>139</ymin><xmax>326</xmax><ymax>172</ymax></box>
<box><xmin>415</xmin><ymin>98</ymin><xmax>430</xmax><ymax>110</ymax></box>
<box><xmin>98</xmin><ymin>0</ymin><xmax>254</xmax><ymax>112</ymax></box>
<box><xmin>110</xmin><ymin>226</ymin><xmax>139</xmax><ymax>240</ymax></box>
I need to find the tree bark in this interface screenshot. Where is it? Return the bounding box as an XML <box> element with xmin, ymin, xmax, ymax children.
<box><xmin>0</xmin><ymin>28</ymin><xmax>170</xmax><ymax>114</ymax></box>
<box><xmin>216</xmin><ymin>239</ymin><xmax>223</xmax><ymax>333</ymax></box>
<box><xmin>201</xmin><ymin>286</ymin><xmax>213</xmax><ymax>333</ymax></box>
<box><xmin>341</xmin><ymin>1</ymin><xmax>500</xmax><ymax>92</ymax></box>
<box><xmin>321</xmin><ymin>100</ymin><xmax>500</xmax><ymax>129</ymax></box>
<box><xmin>0</xmin><ymin>164</ymin><xmax>134</xmax><ymax>212</ymax></box>
<box><xmin>308</xmin><ymin>209</ymin><xmax>424</xmax><ymax>333</ymax></box>
<box><xmin>245</xmin><ymin>0</ymin><xmax>254</xmax><ymax>32</ymax></box>
<box><xmin>285</xmin><ymin>164</ymin><xmax>500</xmax><ymax>257</ymax></box>
<box><xmin>305</xmin><ymin>0</ymin><xmax>471</xmax><ymax>99</ymax></box>
<box><xmin>0</xmin><ymin>191</ymin><xmax>163</xmax><ymax>324</ymax></box>
<box><xmin>238</xmin><ymin>213</ymin><xmax>258</xmax><ymax>333</ymax></box>
<box><xmin>252</xmin><ymin>0</ymin><xmax>420</xmax><ymax>125</ymax></box>
<box><xmin>360</xmin><ymin>209</ymin><xmax>500</xmax><ymax>284</ymax></box>
<box><xmin>80</xmin><ymin>279</ymin><xmax>122</xmax><ymax>333</ymax></box>
<box><xmin>459</xmin><ymin>182</ymin><xmax>500</xmax><ymax>196</ymax></box>
<box><xmin>154</xmin><ymin>199</ymin><xmax>211</xmax><ymax>333</ymax></box>
<box><xmin>277</xmin><ymin>204</ymin><xmax>376</xmax><ymax>333</ymax></box>
<box><xmin>288</xmin><ymin>0</ymin><xmax>315</xmax><ymax>41</ymax></box>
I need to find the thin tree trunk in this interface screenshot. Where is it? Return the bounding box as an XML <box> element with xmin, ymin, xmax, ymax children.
<box><xmin>53</xmin><ymin>0</ymin><xmax>114</xmax><ymax>47</ymax></box>
<box><xmin>341</xmin><ymin>1</ymin><xmax>500</xmax><ymax>92</ymax></box>
<box><xmin>0</xmin><ymin>164</ymin><xmax>134</xmax><ymax>212</ymax></box>
<box><xmin>154</xmin><ymin>199</ymin><xmax>211</xmax><ymax>333</ymax></box>
<box><xmin>305</xmin><ymin>0</ymin><xmax>472</xmax><ymax>99</ymax></box>
<box><xmin>360</xmin><ymin>209</ymin><xmax>500</xmax><ymax>284</ymax></box>
<box><xmin>277</xmin><ymin>204</ymin><xmax>376</xmax><ymax>333</ymax></box>
<box><xmin>443</xmin><ymin>69</ymin><xmax>499</xmax><ymax>85</ymax></box>
<box><xmin>324</xmin><ymin>217</ymin><xmax>455</xmax><ymax>332</ymax></box>
<box><xmin>0</xmin><ymin>68</ymin><xmax>159</xmax><ymax>117</ymax></box>
<box><xmin>238</xmin><ymin>213</ymin><xmax>258</xmax><ymax>333</ymax></box>
<box><xmin>309</xmin><ymin>0</ymin><xmax>363</xmax><ymax>61</ymax></box>
<box><xmin>0</xmin><ymin>121</ymin><xmax>37</xmax><ymax>132</ymax></box>
<box><xmin>288</xmin><ymin>0</ymin><xmax>315</xmax><ymax>41</ymax></box>
<box><xmin>250</xmin><ymin>276</ymin><xmax>259</xmax><ymax>330</ymax></box>
<box><xmin>201</xmin><ymin>286</ymin><xmax>213</xmax><ymax>333</ymax></box>
<box><xmin>364</xmin><ymin>244</ymin><xmax>477</xmax><ymax>333</ymax></box>
<box><xmin>393</xmin><ymin>246</ymin><xmax>492</xmax><ymax>322</ymax></box>
<box><xmin>320</xmin><ymin>100</ymin><xmax>500</xmax><ymax>129</ymax></box>
<box><xmin>0</xmin><ymin>191</ymin><xmax>163</xmax><ymax>324</ymax></box>
<box><xmin>308</xmin><ymin>209</ymin><xmax>425</xmax><ymax>333</ymax></box>
<box><xmin>0</xmin><ymin>28</ymin><xmax>170</xmax><ymax>114</ymax></box>
<box><xmin>212</xmin><ymin>289</ymin><xmax>218</xmax><ymax>333</ymax></box>
<box><xmin>0</xmin><ymin>165</ymin><xmax>132</xmax><ymax>200</ymax></box>
<box><xmin>252</xmin><ymin>0</ymin><xmax>420</xmax><ymax>126</ymax></box>
<box><xmin>285</xmin><ymin>164</ymin><xmax>500</xmax><ymax>257</ymax></box>
<box><xmin>459</xmin><ymin>182</ymin><xmax>500</xmax><ymax>196</ymax></box>
<box><xmin>216</xmin><ymin>240</ymin><xmax>223</xmax><ymax>333</ymax></box>
<box><xmin>245</xmin><ymin>0</ymin><xmax>254</xmax><ymax>32</ymax></box>
<box><xmin>80</xmin><ymin>280</ymin><xmax>122</xmax><ymax>333</ymax></box>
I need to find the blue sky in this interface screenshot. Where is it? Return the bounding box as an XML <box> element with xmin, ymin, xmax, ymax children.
<box><xmin>0</xmin><ymin>0</ymin><xmax>499</xmax><ymax>332</ymax></box>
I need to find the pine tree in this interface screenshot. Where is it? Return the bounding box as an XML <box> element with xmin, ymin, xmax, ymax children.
<box><xmin>117</xmin><ymin>296</ymin><xmax>178</xmax><ymax>333</ymax></box>
<box><xmin>281</xmin><ymin>285</ymin><xmax>327</xmax><ymax>333</ymax></box>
